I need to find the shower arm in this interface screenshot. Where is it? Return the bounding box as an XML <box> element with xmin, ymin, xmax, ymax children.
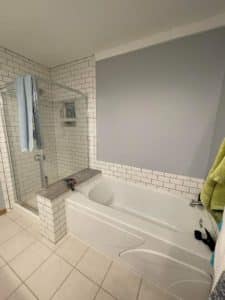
<box><xmin>0</xmin><ymin>76</ymin><xmax>87</xmax><ymax>100</ymax></box>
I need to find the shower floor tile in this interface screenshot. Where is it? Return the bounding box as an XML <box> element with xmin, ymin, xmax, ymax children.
<box><xmin>24</xmin><ymin>197</ymin><xmax>38</xmax><ymax>210</ymax></box>
<box><xmin>0</xmin><ymin>209</ymin><xmax>178</xmax><ymax>300</ymax></box>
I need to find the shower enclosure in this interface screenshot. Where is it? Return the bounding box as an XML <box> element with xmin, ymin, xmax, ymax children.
<box><xmin>0</xmin><ymin>77</ymin><xmax>88</xmax><ymax>213</ymax></box>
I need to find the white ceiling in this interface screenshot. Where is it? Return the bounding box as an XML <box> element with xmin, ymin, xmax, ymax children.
<box><xmin>0</xmin><ymin>0</ymin><xmax>225</xmax><ymax>67</ymax></box>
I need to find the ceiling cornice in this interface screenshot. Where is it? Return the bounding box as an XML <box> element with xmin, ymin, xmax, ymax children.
<box><xmin>95</xmin><ymin>12</ymin><xmax>225</xmax><ymax>61</ymax></box>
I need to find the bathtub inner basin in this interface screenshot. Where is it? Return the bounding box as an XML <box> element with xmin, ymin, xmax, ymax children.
<box><xmin>76</xmin><ymin>176</ymin><xmax>216</xmax><ymax>236</ymax></box>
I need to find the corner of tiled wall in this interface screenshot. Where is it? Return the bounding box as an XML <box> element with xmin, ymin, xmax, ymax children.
<box><xmin>50</xmin><ymin>55</ymin><xmax>204</xmax><ymax>201</ymax></box>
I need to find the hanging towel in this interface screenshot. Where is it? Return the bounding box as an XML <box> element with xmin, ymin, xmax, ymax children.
<box><xmin>200</xmin><ymin>139</ymin><xmax>225</xmax><ymax>223</ymax></box>
<box><xmin>16</xmin><ymin>75</ymin><xmax>42</xmax><ymax>151</ymax></box>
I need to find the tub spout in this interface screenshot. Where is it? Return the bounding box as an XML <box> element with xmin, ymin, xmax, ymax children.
<box><xmin>190</xmin><ymin>199</ymin><xmax>203</xmax><ymax>208</ymax></box>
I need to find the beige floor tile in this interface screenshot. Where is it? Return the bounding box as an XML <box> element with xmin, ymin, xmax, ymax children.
<box><xmin>138</xmin><ymin>280</ymin><xmax>176</xmax><ymax>300</ymax></box>
<box><xmin>7</xmin><ymin>210</ymin><xmax>23</xmax><ymax>221</ymax></box>
<box><xmin>0</xmin><ymin>256</ymin><xmax>6</xmax><ymax>269</ymax></box>
<box><xmin>96</xmin><ymin>289</ymin><xmax>116</xmax><ymax>300</ymax></box>
<box><xmin>0</xmin><ymin>216</ymin><xmax>22</xmax><ymax>245</ymax></box>
<box><xmin>52</xmin><ymin>269</ymin><xmax>98</xmax><ymax>300</ymax></box>
<box><xmin>102</xmin><ymin>262</ymin><xmax>141</xmax><ymax>300</ymax></box>
<box><xmin>25</xmin><ymin>222</ymin><xmax>41</xmax><ymax>240</ymax></box>
<box><xmin>26</xmin><ymin>254</ymin><xmax>72</xmax><ymax>300</ymax></box>
<box><xmin>77</xmin><ymin>247</ymin><xmax>111</xmax><ymax>284</ymax></box>
<box><xmin>0</xmin><ymin>265</ymin><xmax>21</xmax><ymax>299</ymax></box>
<box><xmin>8</xmin><ymin>284</ymin><xmax>37</xmax><ymax>300</ymax></box>
<box><xmin>14</xmin><ymin>214</ymin><xmax>36</xmax><ymax>229</ymax></box>
<box><xmin>0</xmin><ymin>230</ymin><xmax>35</xmax><ymax>262</ymax></box>
<box><xmin>56</xmin><ymin>236</ymin><xmax>88</xmax><ymax>266</ymax></box>
<box><xmin>10</xmin><ymin>241</ymin><xmax>52</xmax><ymax>280</ymax></box>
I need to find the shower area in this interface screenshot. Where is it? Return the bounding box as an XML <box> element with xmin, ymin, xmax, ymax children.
<box><xmin>0</xmin><ymin>77</ymin><xmax>88</xmax><ymax>213</ymax></box>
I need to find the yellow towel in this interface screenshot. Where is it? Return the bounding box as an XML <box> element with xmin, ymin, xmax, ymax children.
<box><xmin>201</xmin><ymin>139</ymin><xmax>225</xmax><ymax>223</ymax></box>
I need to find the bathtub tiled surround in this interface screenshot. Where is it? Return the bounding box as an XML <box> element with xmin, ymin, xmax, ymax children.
<box><xmin>37</xmin><ymin>195</ymin><xmax>67</xmax><ymax>243</ymax></box>
<box><xmin>0</xmin><ymin>209</ymin><xmax>177</xmax><ymax>300</ymax></box>
<box><xmin>52</xmin><ymin>55</ymin><xmax>204</xmax><ymax>201</ymax></box>
<box><xmin>37</xmin><ymin>168</ymin><xmax>101</xmax><ymax>243</ymax></box>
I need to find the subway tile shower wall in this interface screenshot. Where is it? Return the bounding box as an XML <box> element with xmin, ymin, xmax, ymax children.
<box><xmin>0</xmin><ymin>48</ymin><xmax>203</xmax><ymax>209</ymax></box>
<box><xmin>51</xmin><ymin>56</ymin><xmax>204</xmax><ymax>200</ymax></box>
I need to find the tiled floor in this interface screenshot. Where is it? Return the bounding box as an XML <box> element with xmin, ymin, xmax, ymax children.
<box><xmin>0</xmin><ymin>208</ymin><xmax>176</xmax><ymax>300</ymax></box>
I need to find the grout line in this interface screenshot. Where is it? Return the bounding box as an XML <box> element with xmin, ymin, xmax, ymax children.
<box><xmin>49</xmin><ymin>245</ymin><xmax>90</xmax><ymax>299</ymax></box>
<box><xmin>0</xmin><ymin>228</ymin><xmax>35</xmax><ymax>255</ymax></box>
<box><xmin>0</xmin><ymin>215</ymin><xmax>56</xmax><ymax>299</ymax></box>
<box><xmin>7</xmin><ymin>239</ymin><xmax>37</xmax><ymax>262</ymax></box>
<box><xmin>0</xmin><ymin>227</ymin><xmax>24</xmax><ymax>247</ymax></box>
<box><xmin>136</xmin><ymin>278</ymin><xmax>143</xmax><ymax>300</ymax></box>
<box><xmin>98</xmin><ymin>261</ymin><xmax>119</xmax><ymax>300</ymax></box>
<box><xmin>74</xmin><ymin>246</ymin><xmax>90</xmax><ymax>267</ymax></box>
<box><xmin>100</xmin><ymin>260</ymin><xmax>113</xmax><ymax>287</ymax></box>
<box><xmin>51</xmin><ymin>243</ymin><xmax>117</xmax><ymax>299</ymax></box>
<box><xmin>6</xmin><ymin>282</ymin><xmax>24</xmax><ymax>300</ymax></box>
<box><xmin>1</xmin><ymin>254</ymin><xmax>38</xmax><ymax>300</ymax></box>
<box><xmin>22</xmin><ymin>252</ymin><xmax>54</xmax><ymax>282</ymax></box>
<box><xmin>21</xmin><ymin>282</ymin><xmax>39</xmax><ymax>299</ymax></box>
<box><xmin>49</xmin><ymin>264</ymin><xmax>74</xmax><ymax>300</ymax></box>
<box><xmin>93</xmin><ymin>260</ymin><xmax>115</xmax><ymax>300</ymax></box>
<box><xmin>93</xmin><ymin>286</ymin><xmax>101</xmax><ymax>300</ymax></box>
<box><xmin>2</xmin><ymin>212</ymin><xmax>141</xmax><ymax>300</ymax></box>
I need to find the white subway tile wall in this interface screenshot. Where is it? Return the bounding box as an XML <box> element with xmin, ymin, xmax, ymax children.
<box><xmin>51</xmin><ymin>64</ymin><xmax>89</xmax><ymax>178</ymax></box>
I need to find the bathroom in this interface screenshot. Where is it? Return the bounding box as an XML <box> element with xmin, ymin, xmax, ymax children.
<box><xmin>0</xmin><ymin>1</ymin><xmax>225</xmax><ymax>299</ymax></box>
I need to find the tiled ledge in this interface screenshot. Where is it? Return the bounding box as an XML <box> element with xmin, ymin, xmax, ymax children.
<box><xmin>38</xmin><ymin>168</ymin><xmax>101</xmax><ymax>200</ymax></box>
<box><xmin>37</xmin><ymin>168</ymin><xmax>101</xmax><ymax>243</ymax></box>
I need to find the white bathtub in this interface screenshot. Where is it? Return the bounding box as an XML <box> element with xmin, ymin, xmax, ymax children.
<box><xmin>66</xmin><ymin>175</ymin><xmax>216</xmax><ymax>299</ymax></box>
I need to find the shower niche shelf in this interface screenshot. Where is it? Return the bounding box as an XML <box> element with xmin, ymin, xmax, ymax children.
<box><xmin>60</xmin><ymin>102</ymin><xmax>76</xmax><ymax>127</ymax></box>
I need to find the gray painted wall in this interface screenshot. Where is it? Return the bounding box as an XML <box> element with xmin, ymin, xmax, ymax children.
<box><xmin>208</xmin><ymin>73</ymin><xmax>225</xmax><ymax>170</ymax></box>
<box><xmin>96</xmin><ymin>27</ymin><xmax>225</xmax><ymax>178</ymax></box>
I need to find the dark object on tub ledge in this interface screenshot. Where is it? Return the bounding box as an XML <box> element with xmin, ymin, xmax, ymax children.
<box><xmin>194</xmin><ymin>228</ymin><xmax>215</xmax><ymax>251</ymax></box>
<box><xmin>64</xmin><ymin>178</ymin><xmax>77</xmax><ymax>191</ymax></box>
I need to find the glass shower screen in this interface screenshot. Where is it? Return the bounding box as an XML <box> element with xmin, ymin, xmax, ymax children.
<box><xmin>0</xmin><ymin>77</ymin><xmax>88</xmax><ymax>213</ymax></box>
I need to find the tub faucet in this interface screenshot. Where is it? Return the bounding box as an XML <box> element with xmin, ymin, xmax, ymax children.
<box><xmin>190</xmin><ymin>199</ymin><xmax>203</xmax><ymax>208</ymax></box>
